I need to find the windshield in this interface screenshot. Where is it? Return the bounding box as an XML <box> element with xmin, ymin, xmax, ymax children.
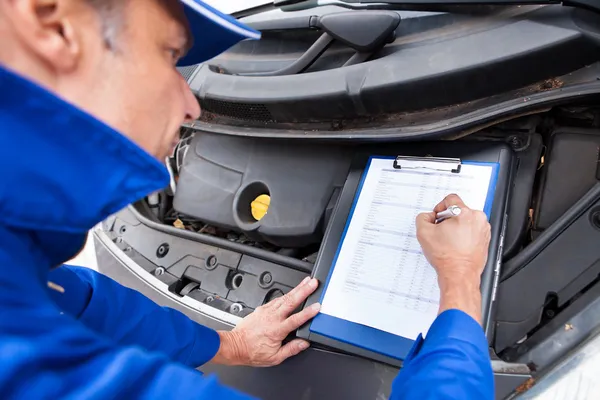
<box><xmin>204</xmin><ymin>0</ymin><xmax>272</xmax><ymax>13</ymax></box>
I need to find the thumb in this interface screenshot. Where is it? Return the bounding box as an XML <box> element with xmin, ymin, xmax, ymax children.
<box><xmin>416</xmin><ymin>211</ymin><xmax>436</xmax><ymax>227</ymax></box>
<box><xmin>272</xmin><ymin>339</ymin><xmax>310</xmax><ymax>366</ymax></box>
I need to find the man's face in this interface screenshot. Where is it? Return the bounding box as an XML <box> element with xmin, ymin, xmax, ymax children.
<box><xmin>0</xmin><ymin>0</ymin><xmax>201</xmax><ymax>161</ymax></box>
<box><xmin>92</xmin><ymin>0</ymin><xmax>201</xmax><ymax>160</ymax></box>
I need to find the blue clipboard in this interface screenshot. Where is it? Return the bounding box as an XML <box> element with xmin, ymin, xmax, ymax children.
<box><xmin>308</xmin><ymin>156</ymin><xmax>500</xmax><ymax>361</ymax></box>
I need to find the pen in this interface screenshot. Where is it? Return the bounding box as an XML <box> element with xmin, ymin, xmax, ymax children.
<box><xmin>435</xmin><ymin>205</ymin><xmax>461</xmax><ymax>224</ymax></box>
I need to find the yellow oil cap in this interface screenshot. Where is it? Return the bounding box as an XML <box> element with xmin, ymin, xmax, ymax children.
<box><xmin>251</xmin><ymin>194</ymin><xmax>270</xmax><ymax>221</ymax></box>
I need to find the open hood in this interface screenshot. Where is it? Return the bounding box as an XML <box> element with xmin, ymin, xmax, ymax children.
<box><xmin>178</xmin><ymin>3</ymin><xmax>600</xmax><ymax>140</ymax></box>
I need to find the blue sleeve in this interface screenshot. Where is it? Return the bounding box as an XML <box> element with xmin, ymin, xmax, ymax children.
<box><xmin>47</xmin><ymin>265</ymin><xmax>219</xmax><ymax>368</ymax></box>
<box><xmin>2</xmin><ymin>284</ymin><xmax>256</xmax><ymax>400</ymax></box>
<box><xmin>2</xmin><ymin>260</ymin><xmax>256</xmax><ymax>399</ymax></box>
<box><xmin>390</xmin><ymin>310</ymin><xmax>494</xmax><ymax>400</ymax></box>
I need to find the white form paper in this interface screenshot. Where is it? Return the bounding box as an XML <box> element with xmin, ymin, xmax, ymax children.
<box><xmin>320</xmin><ymin>158</ymin><xmax>494</xmax><ymax>340</ymax></box>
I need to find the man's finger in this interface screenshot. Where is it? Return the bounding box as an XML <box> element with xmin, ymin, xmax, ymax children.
<box><xmin>416</xmin><ymin>212</ymin><xmax>436</xmax><ymax>242</ymax></box>
<box><xmin>279</xmin><ymin>302</ymin><xmax>321</xmax><ymax>335</ymax></box>
<box><xmin>272</xmin><ymin>339</ymin><xmax>310</xmax><ymax>366</ymax></box>
<box><xmin>433</xmin><ymin>193</ymin><xmax>467</xmax><ymax>213</ymax></box>
<box><xmin>263</xmin><ymin>276</ymin><xmax>310</xmax><ymax>310</ymax></box>
<box><xmin>416</xmin><ymin>212</ymin><xmax>436</xmax><ymax>238</ymax></box>
<box><xmin>275</xmin><ymin>278</ymin><xmax>319</xmax><ymax>316</ymax></box>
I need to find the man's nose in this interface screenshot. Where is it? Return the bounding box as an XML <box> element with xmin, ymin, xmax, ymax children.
<box><xmin>181</xmin><ymin>77</ymin><xmax>201</xmax><ymax>121</ymax></box>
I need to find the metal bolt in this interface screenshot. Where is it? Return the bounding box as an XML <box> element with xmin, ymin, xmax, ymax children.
<box><xmin>154</xmin><ymin>267</ymin><xmax>165</xmax><ymax>276</ymax></box>
<box><xmin>258</xmin><ymin>272</ymin><xmax>274</xmax><ymax>288</ymax></box>
<box><xmin>231</xmin><ymin>303</ymin><xmax>243</xmax><ymax>314</ymax></box>
<box><xmin>262</xmin><ymin>272</ymin><xmax>273</xmax><ymax>285</ymax></box>
<box><xmin>508</xmin><ymin>135</ymin><xmax>527</xmax><ymax>151</ymax></box>
<box><xmin>156</xmin><ymin>243</ymin><xmax>169</xmax><ymax>258</ymax></box>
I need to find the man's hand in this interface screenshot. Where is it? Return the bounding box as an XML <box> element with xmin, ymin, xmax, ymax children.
<box><xmin>212</xmin><ymin>277</ymin><xmax>320</xmax><ymax>367</ymax></box>
<box><xmin>416</xmin><ymin>194</ymin><xmax>491</xmax><ymax>323</ymax></box>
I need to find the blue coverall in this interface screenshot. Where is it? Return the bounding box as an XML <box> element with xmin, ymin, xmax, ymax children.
<box><xmin>0</xmin><ymin>65</ymin><xmax>493</xmax><ymax>399</ymax></box>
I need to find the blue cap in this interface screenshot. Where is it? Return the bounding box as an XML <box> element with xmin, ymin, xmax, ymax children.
<box><xmin>177</xmin><ymin>0</ymin><xmax>261</xmax><ymax>66</ymax></box>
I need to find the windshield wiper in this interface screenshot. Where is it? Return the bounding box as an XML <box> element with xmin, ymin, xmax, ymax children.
<box><xmin>274</xmin><ymin>0</ymin><xmax>600</xmax><ymax>13</ymax></box>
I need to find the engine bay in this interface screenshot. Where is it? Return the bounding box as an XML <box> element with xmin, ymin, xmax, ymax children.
<box><xmin>167</xmin><ymin>107</ymin><xmax>600</xmax><ymax>259</ymax></box>
<box><xmin>105</xmin><ymin>105</ymin><xmax>600</xmax><ymax>363</ymax></box>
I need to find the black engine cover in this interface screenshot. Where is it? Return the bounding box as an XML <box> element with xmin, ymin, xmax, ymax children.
<box><xmin>173</xmin><ymin>133</ymin><xmax>352</xmax><ymax>248</ymax></box>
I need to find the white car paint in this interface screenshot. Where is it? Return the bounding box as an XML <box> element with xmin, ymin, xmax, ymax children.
<box><xmin>203</xmin><ymin>0</ymin><xmax>270</xmax><ymax>14</ymax></box>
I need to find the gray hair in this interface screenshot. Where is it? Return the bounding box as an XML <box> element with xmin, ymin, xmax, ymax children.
<box><xmin>84</xmin><ymin>0</ymin><xmax>123</xmax><ymax>50</ymax></box>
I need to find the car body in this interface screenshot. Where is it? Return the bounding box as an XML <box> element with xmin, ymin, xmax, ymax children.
<box><xmin>96</xmin><ymin>2</ymin><xmax>600</xmax><ymax>398</ymax></box>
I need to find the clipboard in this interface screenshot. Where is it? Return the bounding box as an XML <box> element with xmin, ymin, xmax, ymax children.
<box><xmin>297</xmin><ymin>141</ymin><xmax>514</xmax><ymax>367</ymax></box>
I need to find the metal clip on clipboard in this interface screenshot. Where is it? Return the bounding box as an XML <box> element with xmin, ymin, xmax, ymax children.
<box><xmin>393</xmin><ymin>156</ymin><xmax>462</xmax><ymax>174</ymax></box>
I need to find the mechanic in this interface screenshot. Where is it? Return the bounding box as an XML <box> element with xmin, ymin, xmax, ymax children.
<box><xmin>0</xmin><ymin>0</ymin><xmax>493</xmax><ymax>399</ymax></box>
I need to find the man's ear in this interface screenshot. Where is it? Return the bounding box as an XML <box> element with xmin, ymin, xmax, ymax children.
<box><xmin>9</xmin><ymin>0</ymin><xmax>83</xmax><ymax>72</ymax></box>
